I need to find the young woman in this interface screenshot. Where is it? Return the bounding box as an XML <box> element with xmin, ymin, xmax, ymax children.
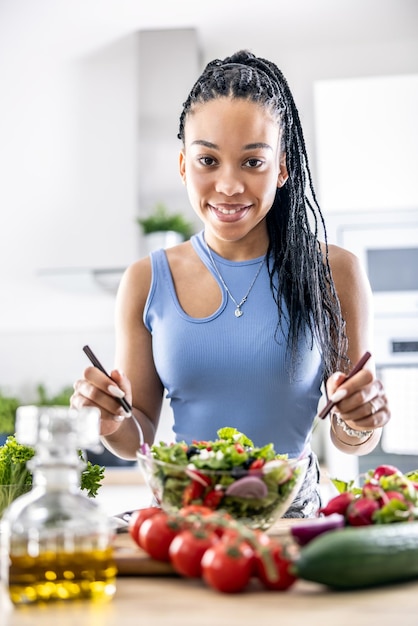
<box><xmin>71</xmin><ymin>50</ymin><xmax>390</xmax><ymax>516</ymax></box>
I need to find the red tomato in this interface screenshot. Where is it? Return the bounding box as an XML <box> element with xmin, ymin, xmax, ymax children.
<box><xmin>178</xmin><ymin>505</ymin><xmax>215</xmax><ymax>517</ymax></box>
<box><xmin>169</xmin><ymin>528</ymin><xmax>218</xmax><ymax>578</ymax></box>
<box><xmin>203</xmin><ymin>488</ymin><xmax>224</xmax><ymax>509</ymax></box>
<box><xmin>254</xmin><ymin>538</ymin><xmax>297</xmax><ymax>591</ymax></box>
<box><xmin>182</xmin><ymin>480</ymin><xmax>205</xmax><ymax>506</ymax></box>
<box><xmin>201</xmin><ymin>540</ymin><xmax>254</xmax><ymax>593</ymax></box>
<box><xmin>249</xmin><ymin>458</ymin><xmax>265</xmax><ymax>471</ymax></box>
<box><xmin>128</xmin><ymin>507</ymin><xmax>161</xmax><ymax>548</ymax></box>
<box><xmin>139</xmin><ymin>512</ymin><xmax>182</xmax><ymax>561</ymax></box>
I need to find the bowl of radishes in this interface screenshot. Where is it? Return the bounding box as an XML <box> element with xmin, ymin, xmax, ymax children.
<box><xmin>137</xmin><ymin>427</ymin><xmax>308</xmax><ymax>530</ymax></box>
<box><xmin>321</xmin><ymin>464</ymin><xmax>418</xmax><ymax>526</ymax></box>
<box><xmin>288</xmin><ymin>464</ymin><xmax>418</xmax><ymax>547</ymax></box>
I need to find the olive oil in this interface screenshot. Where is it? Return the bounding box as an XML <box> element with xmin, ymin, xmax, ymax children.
<box><xmin>0</xmin><ymin>406</ymin><xmax>117</xmax><ymax>605</ymax></box>
<box><xmin>8</xmin><ymin>548</ymin><xmax>117</xmax><ymax>604</ymax></box>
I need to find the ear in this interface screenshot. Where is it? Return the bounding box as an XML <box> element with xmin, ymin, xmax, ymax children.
<box><xmin>277</xmin><ymin>152</ymin><xmax>289</xmax><ymax>188</ymax></box>
<box><xmin>179</xmin><ymin>150</ymin><xmax>186</xmax><ymax>185</ymax></box>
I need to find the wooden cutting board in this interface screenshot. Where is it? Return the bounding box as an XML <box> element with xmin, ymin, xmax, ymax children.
<box><xmin>113</xmin><ymin>532</ymin><xmax>177</xmax><ymax>576</ymax></box>
<box><xmin>113</xmin><ymin>518</ymin><xmax>296</xmax><ymax>576</ymax></box>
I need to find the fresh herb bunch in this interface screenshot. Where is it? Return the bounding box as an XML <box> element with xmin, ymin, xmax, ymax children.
<box><xmin>0</xmin><ymin>436</ymin><xmax>105</xmax><ymax>515</ymax></box>
<box><xmin>0</xmin><ymin>435</ymin><xmax>34</xmax><ymax>487</ymax></box>
<box><xmin>78</xmin><ymin>450</ymin><xmax>105</xmax><ymax>498</ymax></box>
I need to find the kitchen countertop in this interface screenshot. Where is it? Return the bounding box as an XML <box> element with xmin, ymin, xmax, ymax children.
<box><xmin>2</xmin><ymin>519</ymin><xmax>418</xmax><ymax>626</ymax></box>
<box><xmin>3</xmin><ymin>574</ymin><xmax>418</xmax><ymax>626</ymax></box>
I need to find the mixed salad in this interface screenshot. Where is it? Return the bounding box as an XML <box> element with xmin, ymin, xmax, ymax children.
<box><xmin>138</xmin><ymin>427</ymin><xmax>305</xmax><ymax>527</ymax></box>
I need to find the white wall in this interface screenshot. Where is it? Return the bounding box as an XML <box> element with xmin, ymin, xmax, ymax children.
<box><xmin>0</xmin><ymin>31</ymin><xmax>140</xmax><ymax>402</ymax></box>
<box><xmin>0</xmin><ymin>2</ymin><xmax>417</xmax><ymax>447</ymax></box>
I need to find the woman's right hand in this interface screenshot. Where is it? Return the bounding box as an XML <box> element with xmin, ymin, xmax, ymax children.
<box><xmin>70</xmin><ymin>367</ymin><xmax>133</xmax><ymax>436</ymax></box>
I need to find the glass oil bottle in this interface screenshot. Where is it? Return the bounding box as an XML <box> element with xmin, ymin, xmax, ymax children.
<box><xmin>0</xmin><ymin>405</ymin><xmax>117</xmax><ymax>605</ymax></box>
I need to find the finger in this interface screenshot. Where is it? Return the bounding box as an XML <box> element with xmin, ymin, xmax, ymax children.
<box><xmin>70</xmin><ymin>390</ymin><xmax>128</xmax><ymax>437</ymax></box>
<box><xmin>326</xmin><ymin>371</ymin><xmax>347</xmax><ymax>396</ymax></box>
<box><xmin>108</xmin><ymin>369</ymin><xmax>132</xmax><ymax>404</ymax></box>
<box><xmin>339</xmin><ymin>390</ymin><xmax>390</xmax><ymax>430</ymax></box>
<box><xmin>72</xmin><ymin>379</ymin><xmax>131</xmax><ymax>421</ymax></box>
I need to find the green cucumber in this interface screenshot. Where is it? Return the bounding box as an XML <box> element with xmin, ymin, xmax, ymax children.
<box><xmin>293</xmin><ymin>521</ymin><xmax>418</xmax><ymax>589</ymax></box>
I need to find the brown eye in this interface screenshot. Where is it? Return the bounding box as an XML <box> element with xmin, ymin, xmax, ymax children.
<box><xmin>245</xmin><ymin>158</ymin><xmax>263</xmax><ymax>168</ymax></box>
<box><xmin>199</xmin><ymin>156</ymin><xmax>217</xmax><ymax>166</ymax></box>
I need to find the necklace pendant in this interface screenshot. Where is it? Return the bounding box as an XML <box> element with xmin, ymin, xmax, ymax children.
<box><xmin>234</xmin><ymin>307</ymin><xmax>243</xmax><ymax>318</ymax></box>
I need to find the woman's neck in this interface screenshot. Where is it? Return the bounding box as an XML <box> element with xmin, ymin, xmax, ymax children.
<box><xmin>203</xmin><ymin>227</ymin><xmax>269</xmax><ymax>261</ymax></box>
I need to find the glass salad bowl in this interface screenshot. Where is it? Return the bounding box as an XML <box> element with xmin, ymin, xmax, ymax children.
<box><xmin>136</xmin><ymin>428</ymin><xmax>309</xmax><ymax>530</ymax></box>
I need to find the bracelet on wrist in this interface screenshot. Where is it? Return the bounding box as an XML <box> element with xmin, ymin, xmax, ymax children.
<box><xmin>331</xmin><ymin>413</ymin><xmax>374</xmax><ymax>447</ymax></box>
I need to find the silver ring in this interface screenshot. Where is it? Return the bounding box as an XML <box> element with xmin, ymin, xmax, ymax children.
<box><xmin>369</xmin><ymin>399</ymin><xmax>378</xmax><ymax>415</ymax></box>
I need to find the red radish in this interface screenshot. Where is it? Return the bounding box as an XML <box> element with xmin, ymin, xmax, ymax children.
<box><xmin>362</xmin><ymin>482</ymin><xmax>386</xmax><ymax>500</ymax></box>
<box><xmin>382</xmin><ymin>490</ymin><xmax>407</xmax><ymax>504</ymax></box>
<box><xmin>346</xmin><ymin>497</ymin><xmax>380</xmax><ymax>526</ymax></box>
<box><xmin>319</xmin><ymin>492</ymin><xmax>355</xmax><ymax>517</ymax></box>
<box><xmin>290</xmin><ymin>513</ymin><xmax>345</xmax><ymax>546</ymax></box>
<box><xmin>372</xmin><ymin>464</ymin><xmax>401</xmax><ymax>480</ymax></box>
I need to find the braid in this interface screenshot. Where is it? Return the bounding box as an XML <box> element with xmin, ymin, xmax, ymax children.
<box><xmin>178</xmin><ymin>50</ymin><xmax>348</xmax><ymax>379</ymax></box>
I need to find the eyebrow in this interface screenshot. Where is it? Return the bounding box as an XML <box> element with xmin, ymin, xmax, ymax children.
<box><xmin>191</xmin><ymin>140</ymin><xmax>273</xmax><ymax>151</ymax></box>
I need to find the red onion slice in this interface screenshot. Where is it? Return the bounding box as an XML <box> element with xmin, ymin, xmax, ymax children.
<box><xmin>225</xmin><ymin>475</ymin><xmax>268</xmax><ymax>498</ymax></box>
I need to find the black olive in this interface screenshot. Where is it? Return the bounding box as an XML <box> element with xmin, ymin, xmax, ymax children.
<box><xmin>186</xmin><ymin>446</ymin><xmax>200</xmax><ymax>459</ymax></box>
<box><xmin>242</xmin><ymin>457</ymin><xmax>256</xmax><ymax>469</ymax></box>
<box><xmin>231</xmin><ymin>467</ymin><xmax>248</xmax><ymax>479</ymax></box>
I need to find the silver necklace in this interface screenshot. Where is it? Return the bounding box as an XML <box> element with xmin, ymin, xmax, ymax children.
<box><xmin>206</xmin><ymin>244</ymin><xmax>266</xmax><ymax>318</ymax></box>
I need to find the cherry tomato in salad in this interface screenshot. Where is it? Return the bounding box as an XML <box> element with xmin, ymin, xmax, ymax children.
<box><xmin>128</xmin><ymin>506</ymin><xmax>161</xmax><ymax>549</ymax></box>
<box><xmin>182</xmin><ymin>480</ymin><xmax>205</xmax><ymax>506</ymax></box>
<box><xmin>139</xmin><ymin>512</ymin><xmax>182</xmax><ymax>561</ymax></box>
<box><xmin>201</xmin><ymin>540</ymin><xmax>254</xmax><ymax>593</ymax></box>
<box><xmin>169</xmin><ymin>528</ymin><xmax>218</xmax><ymax>578</ymax></box>
<box><xmin>203</xmin><ymin>488</ymin><xmax>224</xmax><ymax>509</ymax></box>
<box><xmin>249</xmin><ymin>458</ymin><xmax>265</xmax><ymax>471</ymax></box>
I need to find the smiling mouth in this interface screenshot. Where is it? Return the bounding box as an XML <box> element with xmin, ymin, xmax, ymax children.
<box><xmin>210</xmin><ymin>204</ymin><xmax>250</xmax><ymax>215</ymax></box>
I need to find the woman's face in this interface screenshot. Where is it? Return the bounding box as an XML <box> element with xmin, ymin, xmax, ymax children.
<box><xmin>179</xmin><ymin>97</ymin><xmax>288</xmax><ymax>256</ymax></box>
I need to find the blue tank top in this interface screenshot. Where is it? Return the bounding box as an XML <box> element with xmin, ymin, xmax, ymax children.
<box><xmin>144</xmin><ymin>231</ymin><xmax>324</xmax><ymax>458</ymax></box>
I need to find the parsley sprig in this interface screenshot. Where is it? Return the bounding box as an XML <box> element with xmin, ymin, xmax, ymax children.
<box><xmin>0</xmin><ymin>436</ymin><xmax>105</xmax><ymax>515</ymax></box>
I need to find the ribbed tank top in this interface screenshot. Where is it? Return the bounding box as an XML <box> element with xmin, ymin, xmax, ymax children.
<box><xmin>144</xmin><ymin>230</ymin><xmax>324</xmax><ymax>457</ymax></box>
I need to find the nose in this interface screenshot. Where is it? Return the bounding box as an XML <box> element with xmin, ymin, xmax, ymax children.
<box><xmin>214</xmin><ymin>165</ymin><xmax>245</xmax><ymax>196</ymax></box>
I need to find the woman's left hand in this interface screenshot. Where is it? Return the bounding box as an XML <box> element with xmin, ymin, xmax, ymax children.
<box><xmin>325</xmin><ymin>369</ymin><xmax>391</xmax><ymax>432</ymax></box>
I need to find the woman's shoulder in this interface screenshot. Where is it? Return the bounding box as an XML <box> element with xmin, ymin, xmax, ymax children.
<box><xmin>122</xmin><ymin>255</ymin><xmax>152</xmax><ymax>284</ymax></box>
<box><xmin>321</xmin><ymin>241</ymin><xmax>363</xmax><ymax>275</ymax></box>
<box><xmin>321</xmin><ymin>242</ymin><xmax>372</xmax><ymax>300</ymax></box>
<box><xmin>115</xmin><ymin>256</ymin><xmax>154</xmax><ymax>316</ymax></box>
<box><xmin>119</xmin><ymin>240</ymin><xmax>196</xmax><ymax>294</ymax></box>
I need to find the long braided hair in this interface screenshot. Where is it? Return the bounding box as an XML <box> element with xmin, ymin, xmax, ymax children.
<box><xmin>178</xmin><ymin>50</ymin><xmax>348</xmax><ymax>379</ymax></box>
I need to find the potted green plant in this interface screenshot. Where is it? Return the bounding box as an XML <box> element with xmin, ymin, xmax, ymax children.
<box><xmin>0</xmin><ymin>391</ymin><xmax>20</xmax><ymax>444</ymax></box>
<box><xmin>136</xmin><ymin>203</ymin><xmax>194</xmax><ymax>253</ymax></box>
<box><xmin>0</xmin><ymin>385</ymin><xmax>74</xmax><ymax>442</ymax></box>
